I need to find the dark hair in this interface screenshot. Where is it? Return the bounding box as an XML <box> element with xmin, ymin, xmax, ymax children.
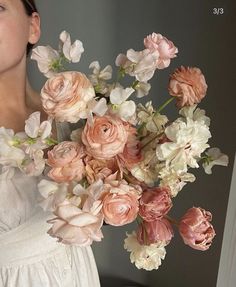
<box><xmin>20</xmin><ymin>0</ymin><xmax>38</xmax><ymax>55</ymax></box>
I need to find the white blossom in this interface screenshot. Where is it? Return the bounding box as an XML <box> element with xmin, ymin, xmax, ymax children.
<box><xmin>156</xmin><ymin>117</ymin><xmax>211</xmax><ymax>172</ymax></box>
<box><xmin>59</xmin><ymin>31</ymin><xmax>84</xmax><ymax>63</ymax></box>
<box><xmin>203</xmin><ymin>147</ymin><xmax>229</xmax><ymax>174</ymax></box>
<box><xmin>124</xmin><ymin>232</ymin><xmax>166</xmax><ymax>271</ymax></box>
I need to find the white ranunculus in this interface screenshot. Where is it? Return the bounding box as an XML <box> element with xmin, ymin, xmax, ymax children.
<box><xmin>59</xmin><ymin>31</ymin><xmax>84</xmax><ymax>63</ymax></box>
<box><xmin>31</xmin><ymin>46</ymin><xmax>59</xmax><ymax>78</ymax></box>
<box><xmin>156</xmin><ymin>117</ymin><xmax>211</xmax><ymax>172</ymax></box>
<box><xmin>203</xmin><ymin>147</ymin><xmax>229</xmax><ymax>174</ymax></box>
<box><xmin>124</xmin><ymin>232</ymin><xmax>166</xmax><ymax>271</ymax></box>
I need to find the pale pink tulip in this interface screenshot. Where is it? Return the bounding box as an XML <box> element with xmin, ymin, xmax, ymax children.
<box><xmin>139</xmin><ymin>187</ymin><xmax>172</xmax><ymax>222</ymax></box>
<box><xmin>179</xmin><ymin>207</ymin><xmax>216</xmax><ymax>251</ymax></box>
<box><xmin>137</xmin><ymin>218</ymin><xmax>174</xmax><ymax>245</ymax></box>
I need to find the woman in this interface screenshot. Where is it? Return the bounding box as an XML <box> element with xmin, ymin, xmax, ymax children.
<box><xmin>0</xmin><ymin>1</ymin><xmax>100</xmax><ymax>286</ymax></box>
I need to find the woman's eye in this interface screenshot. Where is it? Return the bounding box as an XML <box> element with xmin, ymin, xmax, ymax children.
<box><xmin>0</xmin><ymin>5</ymin><xmax>5</xmax><ymax>11</ymax></box>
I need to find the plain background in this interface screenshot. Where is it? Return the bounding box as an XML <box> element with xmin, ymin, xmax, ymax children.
<box><xmin>29</xmin><ymin>1</ymin><xmax>236</xmax><ymax>286</ymax></box>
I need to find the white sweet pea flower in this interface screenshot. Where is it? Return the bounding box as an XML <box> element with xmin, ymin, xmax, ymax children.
<box><xmin>135</xmin><ymin>82</ymin><xmax>151</xmax><ymax>98</ymax></box>
<box><xmin>156</xmin><ymin>117</ymin><xmax>211</xmax><ymax>172</ymax></box>
<box><xmin>89</xmin><ymin>61</ymin><xmax>112</xmax><ymax>81</ymax></box>
<box><xmin>109</xmin><ymin>87</ymin><xmax>136</xmax><ymax>122</ymax></box>
<box><xmin>25</xmin><ymin>111</ymin><xmax>52</xmax><ymax>140</ymax></box>
<box><xmin>0</xmin><ymin>128</ymin><xmax>25</xmax><ymax>167</ymax></box>
<box><xmin>202</xmin><ymin>147</ymin><xmax>229</xmax><ymax>174</ymax></box>
<box><xmin>59</xmin><ymin>31</ymin><xmax>84</xmax><ymax>63</ymax></box>
<box><xmin>126</xmin><ymin>49</ymin><xmax>159</xmax><ymax>82</ymax></box>
<box><xmin>179</xmin><ymin>105</ymin><xmax>210</xmax><ymax>126</ymax></box>
<box><xmin>31</xmin><ymin>46</ymin><xmax>60</xmax><ymax>78</ymax></box>
<box><xmin>20</xmin><ymin>149</ymin><xmax>46</xmax><ymax>176</ymax></box>
<box><xmin>124</xmin><ymin>231</ymin><xmax>166</xmax><ymax>271</ymax></box>
<box><xmin>159</xmin><ymin>166</ymin><xmax>196</xmax><ymax>197</ymax></box>
<box><xmin>38</xmin><ymin>179</ymin><xmax>68</xmax><ymax>211</ymax></box>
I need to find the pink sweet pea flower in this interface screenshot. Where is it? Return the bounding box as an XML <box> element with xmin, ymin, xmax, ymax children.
<box><xmin>179</xmin><ymin>207</ymin><xmax>216</xmax><ymax>251</ymax></box>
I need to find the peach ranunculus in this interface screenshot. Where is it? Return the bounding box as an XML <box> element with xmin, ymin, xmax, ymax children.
<box><xmin>101</xmin><ymin>180</ymin><xmax>142</xmax><ymax>226</ymax></box>
<box><xmin>84</xmin><ymin>155</ymin><xmax>122</xmax><ymax>184</ymax></box>
<box><xmin>41</xmin><ymin>71</ymin><xmax>95</xmax><ymax>123</ymax></box>
<box><xmin>168</xmin><ymin>66</ymin><xmax>208</xmax><ymax>108</ymax></box>
<box><xmin>118</xmin><ymin>125</ymin><xmax>143</xmax><ymax>170</ymax></box>
<box><xmin>139</xmin><ymin>186</ymin><xmax>172</xmax><ymax>222</ymax></box>
<box><xmin>47</xmin><ymin>141</ymin><xmax>85</xmax><ymax>183</ymax></box>
<box><xmin>47</xmin><ymin>199</ymin><xmax>103</xmax><ymax>246</ymax></box>
<box><xmin>137</xmin><ymin>218</ymin><xmax>174</xmax><ymax>245</ymax></box>
<box><xmin>179</xmin><ymin>207</ymin><xmax>216</xmax><ymax>251</ymax></box>
<box><xmin>144</xmin><ymin>33</ymin><xmax>178</xmax><ymax>69</ymax></box>
<box><xmin>81</xmin><ymin>115</ymin><xmax>129</xmax><ymax>159</ymax></box>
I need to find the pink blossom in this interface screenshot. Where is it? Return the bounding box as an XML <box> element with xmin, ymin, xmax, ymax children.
<box><xmin>47</xmin><ymin>141</ymin><xmax>85</xmax><ymax>182</ymax></box>
<box><xmin>81</xmin><ymin>115</ymin><xmax>129</xmax><ymax>159</ymax></box>
<box><xmin>144</xmin><ymin>33</ymin><xmax>178</xmax><ymax>69</ymax></box>
<box><xmin>101</xmin><ymin>181</ymin><xmax>141</xmax><ymax>226</ymax></box>
<box><xmin>179</xmin><ymin>207</ymin><xmax>216</xmax><ymax>251</ymax></box>
<box><xmin>139</xmin><ymin>187</ymin><xmax>172</xmax><ymax>222</ymax></box>
<box><xmin>47</xmin><ymin>200</ymin><xmax>103</xmax><ymax>246</ymax></box>
<box><xmin>168</xmin><ymin>66</ymin><xmax>207</xmax><ymax>107</ymax></box>
<box><xmin>118</xmin><ymin>125</ymin><xmax>143</xmax><ymax>170</ymax></box>
<box><xmin>84</xmin><ymin>155</ymin><xmax>122</xmax><ymax>184</ymax></box>
<box><xmin>137</xmin><ymin>218</ymin><xmax>174</xmax><ymax>245</ymax></box>
<box><xmin>41</xmin><ymin>71</ymin><xmax>95</xmax><ymax>123</ymax></box>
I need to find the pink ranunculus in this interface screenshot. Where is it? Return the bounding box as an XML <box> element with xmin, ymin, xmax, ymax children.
<box><xmin>101</xmin><ymin>181</ymin><xmax>141</xmax><ymax>226</ymax></box>
<box><xmin>118</xmin><ymin>125</ymin><xmax>143</xmax><ymax>170</ymax></box>
<box><xmin>137</xmin><ymin>218</ymin><xmax>174</xmax><ymax>245</ymax></box>
<box><xmin>47</xmin><ymin>200</ymin><xmax>103</xmax><ymax>246</ymax></box>
<box><xmin>168</xmin><ymin>66</ymin><xmax>208</xmax><ymax>108</ymax></box>
<box><xmin>179</xmin><ymin>207</ymin><xmax>216</xmax><ymax>251</ymax></box>
<box><xmin>81</xmin><ymin>115</ymin><xmax>129</xmax><ymax>160</ymax></box>
<box><xmin>84</xmin><ymin>155</ymin><xmax>121</xmax><ymax>184</ymax></box>
<box><xmin>41</xmin><ymin>71</ymin><xmax>95</xmax><ymax>123</ymax></box>
<box><xmin>144</xmin><ymin>33</ymin><xmax>178</xmax><ymax>69</ymax></box>
<box><xmin>139</xmin><ymin>187</ymin><xmax>172</xmax><ymax>222</ymax></box>
<box><xmin>47</xmin><ymin>141</ymin><xmax>85</xmax><ymax>182</ymax></box>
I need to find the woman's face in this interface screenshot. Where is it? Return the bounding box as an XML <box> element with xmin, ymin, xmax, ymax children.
<box><xmin>0</xmin><ymin>0</ymin><xmax>40</xmax><ymax>74</ymax></box>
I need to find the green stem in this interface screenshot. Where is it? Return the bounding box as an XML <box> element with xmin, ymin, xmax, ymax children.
<box><xmin>156</xmin><ymin>97</ymin><xmax>174</xmax><ymax>114</ymax></box>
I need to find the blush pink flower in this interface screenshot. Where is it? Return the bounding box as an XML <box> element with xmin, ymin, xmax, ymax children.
<box><xmin>41</xmin><ymin>71</ymin><xmax>95</xmax><ymax>123</ymax></box>
<box><xmin>81</xmin><ymin>115</ymin><xmax>129</xmax><ymax>159</ymax></box>
<box><xmin>139</xmin><ymin>187</ymin><xmax>172</xmax><ymax>222</ymax></box>
<box><xmin>47</xmin><ymin>141</ymin><xmax>85</xmax><ymax>183</ymax></box>
<box><xmin>137</xmin><ymin>218</ymin><xmax>174</xmax><ymax>245</ymax></box>
<box><xmin>168</xmin><ymin>66</ymin><xmax>208</xmax><ymax>108</ymax></box>
<box><xmin>47</xmin><ymin>199</ymin><xmax>103</xmax><ymax>246</ymax></box>
<box><xmin>144</xmin><ymin>33</ymin><xmax>178</xmax><ymax>69</ymax></box>
<box><xmin>101</xmin><ymin>181</ymin><xmax>141</xmax><ymax>226</ymax></box>
<box><xmin>84</xmin><ymin>155</ymin><xmax>122</xmax><ymax>184</ymax></box>
<box><xmin>118</xmin><ymin>125</ymin><xmax>143</xmax><ymax>170</ymax></box>
<box><xmin>179</xmin><ymin>207</ymin><xmax>216</xmax><ymax>251</ymax></box>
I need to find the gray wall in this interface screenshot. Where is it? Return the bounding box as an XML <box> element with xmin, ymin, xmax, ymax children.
<box><xmin>30</xmin><ymin>1</ymin><xmax>236</xmax><ymax>286</ymax></box>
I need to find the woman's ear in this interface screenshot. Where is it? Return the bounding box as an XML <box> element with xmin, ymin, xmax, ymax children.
<box><xmin>28</xmin><ymin>12</ymin><xmax>41</xmax><ymax>45</ymax></box>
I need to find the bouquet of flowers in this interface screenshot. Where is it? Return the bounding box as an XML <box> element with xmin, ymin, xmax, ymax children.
<box><xmin>1</xmin><ymin>31</ymin><xmax>228</xmax><ymax>271</ymax></box>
